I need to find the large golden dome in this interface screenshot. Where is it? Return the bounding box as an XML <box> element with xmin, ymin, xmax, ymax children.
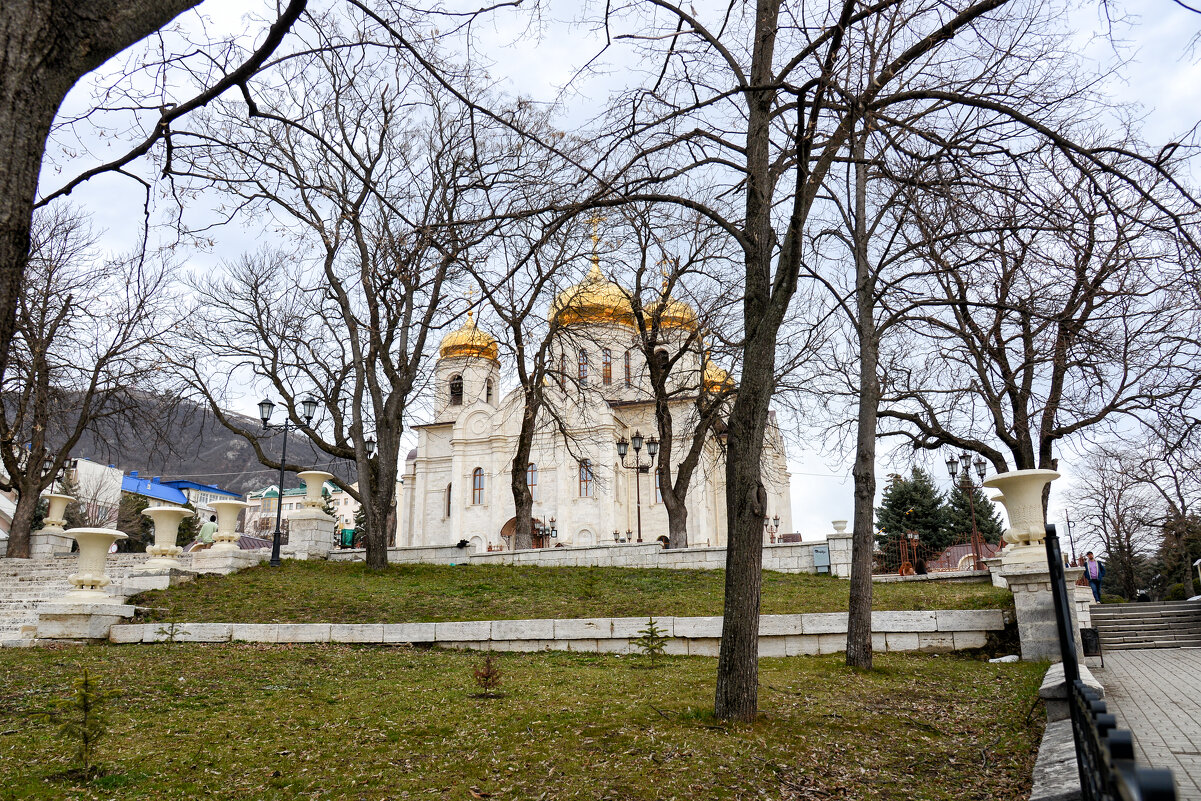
<box><xmin>652</xmin><ymin>295</ymin><xmax>699</xmax><ymax>331</ymax></box>
<box><xmin>550</xmin><ymin>263</ymin><xmax>635</xmax><ymax>328</ymax></box>
<box><xmin>439</xmin><ymin>311</ymin><xmax>499</xmax><ymax>361</ymax></box>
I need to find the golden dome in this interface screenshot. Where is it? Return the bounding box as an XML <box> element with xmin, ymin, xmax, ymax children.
<box><xmin>652</xmin><ymin>295</ymin><xmax>699</xmax><ymax>331</ymax></box>
<box><xmin>702</xmin><ymin>355</ymin><xmax>733</xmax><ymax>392</ymax></box>
<box><xmin>439</xmin><ymin>311</ymin><xmax>499</xmax><ymax>361</ymax></box>
<box><xmin>550</xmin><ymin>263</ymin><xmax>635</xmax><ymax>328</ymax></box>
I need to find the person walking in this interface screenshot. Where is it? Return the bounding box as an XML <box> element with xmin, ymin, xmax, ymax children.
<box><xmin>1084</xmin><ymin>551</ymin><xmax>1106</xmax><ymax>603</ymax></box>
<box><xmin>197</xmin><ymin>514</ymin><xmax>218</xmax><ymax>549</ymax></box>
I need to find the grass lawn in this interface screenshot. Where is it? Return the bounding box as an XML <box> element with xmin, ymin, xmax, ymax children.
<box><xmin>131</xmin><ymin>562</ymin><xmax>1013</xmax><ymax>624</ymax></box>
<box><xmin>0</xmin><ymin>644</ymin><xmax>1045</xmax><ymax>800</ymax></box>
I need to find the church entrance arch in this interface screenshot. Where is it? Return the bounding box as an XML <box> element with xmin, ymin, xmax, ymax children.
<box><xmin>499</xmin><ymin>516</ymin><xmax>550</xmax><ymax>550</ymax></box>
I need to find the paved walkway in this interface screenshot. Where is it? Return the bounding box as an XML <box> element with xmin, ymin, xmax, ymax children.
<box><xmin>1095</xmin><ymin>649</ymin><xmax>1201</xmax><ymax>801</ymax></box>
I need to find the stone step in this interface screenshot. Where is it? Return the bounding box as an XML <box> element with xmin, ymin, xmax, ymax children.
<box><xmin>1102</xmin><ymin>639</ymin><xmax>1201</xmax><ymax>651</ymax></box>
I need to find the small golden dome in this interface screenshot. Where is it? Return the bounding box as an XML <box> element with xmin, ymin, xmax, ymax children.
<box><xmin>550</xmin><ymin>263</ymin><xmax>635</xmax><ymax>328</ymax></box>
<box><xmin>651</xmin><ymin>295</ymin><xmax>699</xmax><ymax>331</ymax></box>
<box><xmin>439</xmin><ymin>311</ymin><xmax>499</xmax><ymax>361</ymax></box>
<box><xmin>702</xmin><ymin>355</ymin><xmax>733</xmax><ymax>392</ymax></box>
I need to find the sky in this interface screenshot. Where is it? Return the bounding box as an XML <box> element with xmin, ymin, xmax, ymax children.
<box><xmin>37</xmin><ymin>0</ymin><xmax>1201</xmax><ymax>544</ymax></box>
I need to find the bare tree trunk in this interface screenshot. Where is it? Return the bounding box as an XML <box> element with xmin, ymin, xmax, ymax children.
<box><xmin>510</xmin><ymin>398</ymin><xmax>537</xmax><ymax>550</ymax></box>
<box><xmin>7</xmin><ymin>486</ymin><xmax>42</xmax><ymax>558</ymax></box>
<box><xmin>846</xmin><ymin>127</ymin><xmax>876</xmax><ymax>670</ymax></box>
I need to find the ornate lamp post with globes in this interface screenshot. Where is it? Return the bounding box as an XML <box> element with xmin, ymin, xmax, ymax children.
<box><xmin>944</xmin><ymin>450</ymin><xmax>988</xmax><ymax>571</ymax></box>
<box><xmin>258</xmin><ymin>395</ymin><xmax>318</xmax><ymax>567</ymax></box>
<box><xmin>616</xmin><ymin>430</ymin><xmax>658</xmax><ymax>544</ymax></box>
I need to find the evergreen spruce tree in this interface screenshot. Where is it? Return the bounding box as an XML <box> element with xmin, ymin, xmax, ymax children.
<box><xmin>945</xmin><ymin>481</ymin><xmax>1005</xmax><ymax>545</ymax></box>
<box><xmin>875</xmin><ymin>469</ymin><xmax>951</xmax><ymax>562</ymax></box>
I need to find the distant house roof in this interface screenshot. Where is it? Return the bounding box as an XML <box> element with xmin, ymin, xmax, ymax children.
<box><xmin>122</xmin><ymin>471</ymin><xmax>188</xmax><ymax>505</ymax></box>
<box><xmin>160</xmin><ymin>479</ymin><xmax>243</xmax><ymax>500</ymax></box>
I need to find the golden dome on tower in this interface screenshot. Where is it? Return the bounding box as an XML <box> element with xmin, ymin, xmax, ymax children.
<box><xmin>550</xmin><ymin>263</ymin><xmax>635</xmax><ymax>329</ymax></box>
<box><xmin>439</xmin><ymin>311</ymin><xmax>499</xmax><ymax>361</ymax></box>
<box><xmin>651</xmin><ymin>295</ymin><xmax>699</xmax><ymax>331</ymax></box>
<box><xmin>702</xmin><ymin>354</ymin><xmax>734</xmax><ymax>392</ymax></box>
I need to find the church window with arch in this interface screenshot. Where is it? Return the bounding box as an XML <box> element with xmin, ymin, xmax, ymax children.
<box><xmin>445</xmin><ymin>483</ymin><xmax>452</xmax><ymax>517</ymax></box>
<box><xmin>559</xmin><ymin>353</ymin><xmax>566</xmax><ymax>388</ymax></box>
<box><xmin>602</xmin><ymin>349</ymin><xmax>612</xmax><ymax>385</ymax></box>
<box><xmin>578</xmin><ymin>459</ymin><xmax>593</xmax><ymax>497</ymax></box>
<box><xmin>624</xmin><ymin>350</ymin><xmax>632</xmax><ymax>386</ymax></box>
<box><xmin>579</xmin><ymin>349</ymin><xmax>589</xmax><ymax>384</ymax></box>
<box><xmin>472</xmin><ymin>468</ymin><xmax>485</xmax><ymax>504</ymax></box>
<box><xmin>449</xmin><ymin>374</ymin><xmax>463</xmax><ymax>406</ymax></box>
<box><xmin>526</xmin><ymin>462</ymin><xmax>538</xmax><ymax>501</ymax></box>
<box><xmin>485</xmin><ymin>379</ymin><xmax>493</xmax><ymax>404</ymax></box>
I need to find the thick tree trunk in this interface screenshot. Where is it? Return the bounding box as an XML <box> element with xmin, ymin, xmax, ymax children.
<box><xmin>0</xmin><ymin>0</ymin><xmax>200</xmax><ymax>382</ymax></box>
<box><xmin>511</xmin><ymin>399</ymin><xmax>537</xmax><ymax>550</ymax></box>
<box><xmin>666</xmin><ymin>500</ymin><xmax>688</xmax><ymax>549</ymax></box>
<box><xmin>846</xmin><ymin>127</ymin><xmax>877</xmax><ymax>670</ymax></box>
<box><xmin>6</xmin><ymin>486</ymin><xmax>42</xmax><ymax>558</ymax></box>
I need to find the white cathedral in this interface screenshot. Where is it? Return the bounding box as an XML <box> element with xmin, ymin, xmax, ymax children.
<box><xmin>396</xmin><ymin>263</ymin><xmax>793</xmax><ymax>552</ymax></box>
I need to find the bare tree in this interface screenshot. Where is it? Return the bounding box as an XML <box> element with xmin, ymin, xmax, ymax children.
<box><xmin>172</xmin><ymin>30</ymin><xmax>519</xmax><ymax>569</ymax></box>
<box><xmin>0</xmin><ymin>206</ymin><xmax>172</xmax><ymax>557</ymax></box>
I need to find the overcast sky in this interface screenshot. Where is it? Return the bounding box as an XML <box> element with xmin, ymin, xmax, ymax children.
<box><xmin>40</xmin><ymin>1</ymin><xmax>1201</xmax><ymax>544</ymax></box>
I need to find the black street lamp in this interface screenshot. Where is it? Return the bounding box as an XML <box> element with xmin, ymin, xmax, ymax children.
<box><xmin>616</xmin><ymin>430</ymin><xmax>658</xmax><ymax>544</ymax></box>
<box><xmin>945</xmin><ymin>449</ymin><xmax>989</xmax><ymax>571</ymax></box>
<box><xmin>259</xmin><ymin>395</ymin><xmax>318</xmax><ymax>567</ymax></box>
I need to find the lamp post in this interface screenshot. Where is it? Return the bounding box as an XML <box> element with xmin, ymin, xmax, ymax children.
<box><xmin>944</xmin><ymin>450</ymin><xmax>988</xmax><ymax>571</ymax></box>
<box><xmin>764</xmin><ymin>514</ymin><xmax>781</xmax><ymax>543</ymax></box>
<box><xmin>534</xmin><ymin>516</ymin><xmax>558</xmax><ymax>547</ymax></box>
<box><xmin>616</xmin><ymin>430</ymin><xmax>658</xmax><ymax>544</ymax></box>
<box><xmin>258</xmin><ymin>395</ymin><xmax>318</xmax><ymax>567</ymax></box>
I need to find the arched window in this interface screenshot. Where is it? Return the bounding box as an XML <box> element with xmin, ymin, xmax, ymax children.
<box><xmin>559</xmin><ymin>353</ymin><xmax>567</xmax><ymax>388</ymax></box>
<box><xmin>602</xmin><ymin>349</ymin><xmax>612</xmax><ymax>385</ymax></box>
<box><xmin>578</xmin><ymin>459</ymin><xmax>593</xmax><ymax>497</ymax></box>
<box><xmin>655</xmin><ymin>348</ymin><xmax>670</xmax><ymax>371</ymax></box>
<box><xmin>445</xmin><ymin>483</ymin><xmax>452</xmax><ymax>517</ymax></box>
<box><xmin>485</xmin><ymin>379</ymin><xmax>493</xmax><ymax>404</ymax></box>
<box><xmin>449</xmin><ymin>374</ymin><xmax>463</xmax><ymax>406</ymax></box>
<box><xmin>472</xmin><ymin>467</ymin><xmax>484</xmax><ymax>504</ymax></box>
<box><xmin>578</xmin><ymin>349</ymin><xmax>589</xmax><ymax>384</ymax></box>
<box><xmin>624</xmin><ymin>350</ymin><xmax>632</xmax><ymax>386</ymax></box>
<box><xmin>526</xmin><ymin>462</ymin><xmax>538</xmax><ymax>501</ymax></box>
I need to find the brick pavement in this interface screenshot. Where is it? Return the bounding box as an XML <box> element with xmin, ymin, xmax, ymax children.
<box><xmin>1094</xmin><ymin>649</ymin><xmax>1201</xmax><ymax>801</ymax></box>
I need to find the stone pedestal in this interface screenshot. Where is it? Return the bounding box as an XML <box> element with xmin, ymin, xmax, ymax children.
<box><xmin>282</xmin><ymin>508</ymin><xmax>335</xmax><ymax>559</ymax></box>
<box><xmin>192</xmin><ymin>548</ymin><xmax>269</xmax><ymax>575</ymax></box>
<box><xmin>119</xmin><ymin>567</ymin><xmax>197</xmax><ymax>594</ymax></box>
<box><xmin>827</xmin><ymin>521</ymin><xmax>853</xmax><ymax>578</ymax></box>
<box><xmin>983</xmin><ymin>556</ymin><xmax>1007</xmax><ymax>588</ymax></box>
<box><xmin>1001</xmin><ymin>563</ymin><xmax>1085</xmax><ymax>661</ymax></box>
<box><xmin>31</xmin><ymin>493</ymin><xmax>76</xmax><ymax>557</ymax></box>
<box><xmin>36</xmin><ymin>602</ymin><xmax>136</xmax><ymax>641</ymax></box>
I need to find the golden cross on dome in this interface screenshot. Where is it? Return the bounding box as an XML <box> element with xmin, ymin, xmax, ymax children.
<box><xmin>586</xmin><ymin>213</ymin><xmax>606</xmax><ymax>269</ymax></box>
<box><xmin>464</xmin><ymin>287</ymin><xmax>476</xmax><ymax>323</ymax></box>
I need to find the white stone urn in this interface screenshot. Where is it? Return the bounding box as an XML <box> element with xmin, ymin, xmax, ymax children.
<box><xmin>209</xmin><ymin>500</ymin><xmax>249</xmax><ymax>552</ymax></box>
<box><xmin>982</xmin><ymin>469</ymin><xmax>1059</xmax><ymax>564</ymax></box>
<box><xmin>297</xmin><ymin>471</ymin><xmax>335</xmax><ymax>509</ymax></box>
<box><xmin>141</xmin><ymin>506</ymin><xmax>192</xmax><ymax>569</ymax></box>
<box><xmin>831</xmin><ymin>520</ymin><xmax>848</xmax><ymax>535</ymax></box>
<box><xmin>63</xmin><ymin>527</ymin><xmax>128</xmax><ymax>602</ymax></box>
<box><xmin>40</xmin><ymin>493</ymin><xmax>74</xmax><ymax>532</ymax></box>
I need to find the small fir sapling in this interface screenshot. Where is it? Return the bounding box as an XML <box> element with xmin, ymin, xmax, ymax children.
<box><xmin>473</xmin><ymin>654</ymin><xmax>504</xmax><ymax>697</ymax></box>
<box><xmin>633</xmin><ymin>617</ymin><xmax>668</xmax><ymax>667</ymax></box>
<box><xmin>32</xmin><ymin>668</ymin><xmax>120</xmax><ymax>772</ymax></box>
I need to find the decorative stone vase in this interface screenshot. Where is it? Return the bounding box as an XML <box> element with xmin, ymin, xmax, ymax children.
<box><xmin>63</xmin><ymin>527</ymin><xmax>128</xmax><ymax>602</ymax></box>
<box><xmin>141</xmin><ymin>506</ymin><xmax>192</xmax><ymax>569</ymax></box>
<box><xmin>209</xmin><ymin>500</ymin><xmax>250</xmax><ymax>552</ymax></box>
<box><xmin>297</xmin><ymin>471</ymin><xmax>335</xmax><ymax>509</ymax></box>
<box><xmin>40</xmin><ymin>493</ymin><xmax>74</xmax><ymax>532</ymax></box>
<box><xmin>831</xmin><ymin>520</ymin><xmax>848</xmax><ymax>534</ymax></box>
<box><xmin>981</xmin><ymin>469</ymin><xmax>1059</xmax><ymax>564</ymax></box>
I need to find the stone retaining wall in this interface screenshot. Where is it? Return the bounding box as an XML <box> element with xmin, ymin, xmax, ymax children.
<box><xmin>328</xmin><ymin>540</ymin><xmax>852</xmax><ymax>577</ymax></box>
<box><xmin>110</xmin><ymin>609</ymin><xmax>1005</xmax><ymax>656</ymax></box>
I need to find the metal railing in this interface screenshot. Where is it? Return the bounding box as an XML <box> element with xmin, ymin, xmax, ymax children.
<box><xmin>1045</xmin><ymin>523</ymin><xmax>1178</xmax><ymax>801</ymax></box>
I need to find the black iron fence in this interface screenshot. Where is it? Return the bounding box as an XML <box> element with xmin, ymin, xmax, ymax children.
<box><xmin>1045</xmin><ymin>523</ymin><xmax>1178</xmax><ymax>801</ymax></box>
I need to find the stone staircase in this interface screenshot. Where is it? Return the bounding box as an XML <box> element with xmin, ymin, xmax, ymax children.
<box><xmin>0</xmin><ymin>553</ymin><xmax>194</xmax><ymax>646</ymax></box>
<box><xmin>1090</xmin><ymin>600</ymin><xmax>1201</xmax><ymax>651</ymax></box>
